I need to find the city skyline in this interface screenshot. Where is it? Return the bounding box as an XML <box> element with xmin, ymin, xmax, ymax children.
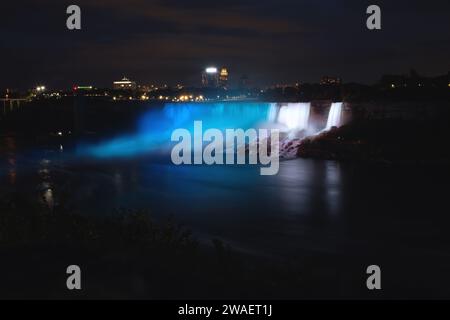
<box><xmin>1</xmin><ymin>0</ymin><xmax>450</xmax><ymax>90</ymax></box>
<box><xmin>4</xmin><ymin>68</ymin><xmax>449</xmax><ymax>94</ymax></box>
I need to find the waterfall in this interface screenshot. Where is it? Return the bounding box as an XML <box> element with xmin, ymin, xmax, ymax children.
<box><xmin>275</xmin><ymin>103</ymin><xmax>311</xmax><ymax>131</ymax></box>
<box><xmin>79</xmin><ymin>101</ymin><xmax>326</xmax><ymax>158</ymax></box>
<box><xmin>325</xmin><ymin>102</ymin><xmax>343</xmax><ymax>130</ymax></box>
<box><xmin>154</xmin><ymin>102</ymin><xmax>276</xmax><ymax>133</ymax></box>
<box><xmin>81</xmin><ymin>102</ymin><xmax>276</xmax><ymax>158</ymax></box>
<box><xmin>267</xmin><ymin>103</ymin><xmax>278</xmax><ymax>122</ymax></box>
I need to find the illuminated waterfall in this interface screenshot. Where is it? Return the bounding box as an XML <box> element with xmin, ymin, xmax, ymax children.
<box><xmin>81</xmin><ymin>102</ymin><xmax>276</xmax><ymax>158</ymax></box>
<box><xmin>267</xmin><ymin>103</ymin><xmax>278</xmax><ymax>122</ymax></box>
<box><xmin>325</xmin><ymin>102</ymin><xmax>343</xmax><ymax>130</ymax></box>
<box><xmin>275</xmin><ymin>103</ymin><xmax>311</xmax><ymax>131</ymax></box>
<box><xmin>79</xmin><ymin>102</ymin><xmax>326</xmax><ymax>159</ymax></box>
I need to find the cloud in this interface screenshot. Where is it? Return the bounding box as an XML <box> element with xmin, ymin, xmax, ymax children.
<box><xmin>1</xmin><ymin>0</ymin><xmax>449</xmax><ymax>89</ymax></box>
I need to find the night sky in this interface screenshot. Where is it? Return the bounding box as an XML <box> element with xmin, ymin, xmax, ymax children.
<box><xmin>1</xmin><ymin>0</ymin><xmax>449</xmax><ymax>90</ymax></box>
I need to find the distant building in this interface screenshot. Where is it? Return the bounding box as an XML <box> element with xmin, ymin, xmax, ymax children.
<box><xmin>219</xmin><ymin>67</ymin><xmax>229</xmax><ymax>88</ymax></box>
<box><xmin>113</xmin><ymin>77</ymin><xmax>137</xmax><ymax>90</ymax></box>
<box><xmin>320</xmin><ymin>76</ymin><xmax>342</xmax><ymax>85</ymax></box>
<box><xmin>202</xmin><ymin>67</ymin><xmax>219</xmax><ymax>88</ymax></box>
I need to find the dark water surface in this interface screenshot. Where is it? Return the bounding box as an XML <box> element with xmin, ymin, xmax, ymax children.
<box><xmin>1</xmin><ymin>136</ymin><xmax>450</xmax><ymax>297</ymax></box>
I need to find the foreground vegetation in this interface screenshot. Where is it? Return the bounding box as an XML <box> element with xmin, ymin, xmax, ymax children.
<box><xmin>0</xmin><ymin>194</ymin><xmax>317</xmax><ymax>299</ymax></box>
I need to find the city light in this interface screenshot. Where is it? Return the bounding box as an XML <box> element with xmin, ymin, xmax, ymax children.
<box><xmin>206</xmin><ymin>67</ymin><xmax>217</xmax><ymax>73</ymax></box>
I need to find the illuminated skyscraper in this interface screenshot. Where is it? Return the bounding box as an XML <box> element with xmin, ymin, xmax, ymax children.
<box><xmin>219</xmin><ymin>67</ymin><xmax>229</xmax><ymax>88</ymax></box>
<box><xmin>202</xmin><ymin>67</ymin><xmax>219</xmax><ymax>88</ymax></box>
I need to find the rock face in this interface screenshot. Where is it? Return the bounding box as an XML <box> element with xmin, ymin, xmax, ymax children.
<box><xmin>279</xmin><ymin>127</ymin><xmax>346</xmax><ymax>160</ymax></box>
<box><xmin>280</xmin><ymin>138</ymin><xmax>303</xmax><ymax>159</ymax></box>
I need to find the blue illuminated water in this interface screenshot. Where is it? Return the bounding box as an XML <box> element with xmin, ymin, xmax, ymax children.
<box><xmin>80</xmin><ymin>102</ymin><xmax>278</xmax><ymax>158</ymax></box>
<box><xmin>77</xmin><ymin>102</ymin><xmax>333</xmax><ymax>159</ymax></box>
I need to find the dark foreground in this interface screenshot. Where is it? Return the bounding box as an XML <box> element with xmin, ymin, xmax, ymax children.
<box><xmin>1</xmin><ymin>157</ymin><xmax>450</xmax><ymax>299</ymax></box>
<box><xmin>0</xmin><ymin>196</ymin><xmax>346</xmax><ymax>299</ymax></box>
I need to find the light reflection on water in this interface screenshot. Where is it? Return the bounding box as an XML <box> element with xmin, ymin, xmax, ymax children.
<box><xmin>325</xmin><ymin>161</ymin><xmax>341</xmax><ymax>216</ymax></box>
<box><xmin>1</xmin><ymin>136</ymin><xmax>450</xmax><ymax>262</ymax></box>
<box><xmin>0</xmin><ymin>139</ymin><xmax>345</xmax><ymax>245</ymax></box>
<box><xmin>43</xmin><ymin>187</ymin><xmax>54</xmax><ymax>209</ymax></box>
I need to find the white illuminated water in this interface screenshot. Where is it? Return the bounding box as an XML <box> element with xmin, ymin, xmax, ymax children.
<box><xmin>325</xmin><ymin>102</ymin><xmax>343</xmax><ymax>130</ymax></box>
<box><xmin>272</xmin><ymin>103</ymin><xmax>311</xmax><ymax>131</ymax></box>
<box><xmin>267</xmin><ymin>103</ymin><xmax>278</xmax><ymax>122</ymax></box>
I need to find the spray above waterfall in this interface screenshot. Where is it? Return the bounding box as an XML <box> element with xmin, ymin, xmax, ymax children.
<box><xmin>277</xmin><ymin>103</ymin><xmax>311</xmax><ymax>131</ymax></box>
<box><xmin>267</xmin><ymin>103</ymin><xmax>311</xmax><ymax>131</ymax></box>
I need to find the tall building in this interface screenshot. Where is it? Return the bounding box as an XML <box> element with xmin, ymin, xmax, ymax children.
<box><xmin>202</xmin><ymin>67</ymin><xmax>219</xmax><ymax>88</ymax></box>
<box><xmin>113</xmin><ymin>77</ymin><xmax>137</xmax><ymax>90</ymax></box>
<box><xmin>219</xmin><ymin>67</ymin><xmax>229</xmax><ymax>88</ymax></box>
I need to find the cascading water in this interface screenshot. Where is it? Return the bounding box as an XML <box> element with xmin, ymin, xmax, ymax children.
<box><xmin>275</xmin><ymin>103</ymin><xmax>311</xmax><ymax>131</ymax></box>
<box><xmin>267</xmin><ymin>103</ymin><xmax>278</xmax><ymax>122</ymax></box>
<box><xmin>79</xmin><ymin>101</ymin><xmax>338</xmax><ymax>159</ymax></box>
<box><xmin>325</xmin><ymin>102</ymin><xmax>343</xmax><ymax>130</ymax></box>
<box><xmin>81</xmin><ymin>102</ymin><xmax>277</xmax><ymax>158</ymax></box>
